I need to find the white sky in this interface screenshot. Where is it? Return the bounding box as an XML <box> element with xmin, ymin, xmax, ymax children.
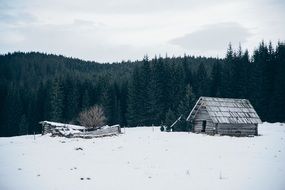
<box><xmin>0</xmin><ymin>0</ymin><xmax>284</xmax><ymax>62</ymax></box>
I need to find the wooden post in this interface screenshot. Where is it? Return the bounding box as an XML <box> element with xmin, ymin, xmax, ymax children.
<box><xmin>255</xmin><ymin>124</ymin><xmax>258</xmax><ymax>136</ymax></box>
<box><xmin>83</xmin><ymin>128</ymin><xmax>86</xmax><ymax>139</ymax></box>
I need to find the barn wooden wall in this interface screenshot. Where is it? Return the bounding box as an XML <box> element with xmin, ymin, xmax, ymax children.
<box><xmin>217</xmin><ymin>123</ymin><xmax>257</xmax><ymax>136</ymax></box>
<box><xmin>193</xmin><ymin>105</ymin><xmax>215</xmax><ymax>135</ymax></box>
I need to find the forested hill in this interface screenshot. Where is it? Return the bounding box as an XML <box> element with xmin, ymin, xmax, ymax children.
<box><xmin>0</xmin><ymin>51</ymin><xmax>218</xmax><ymax>136</ymax></box>
<box><xmin>0</xmin><ymin>41</ymin><xmax>284</xmax><ymax>137</ymax></box>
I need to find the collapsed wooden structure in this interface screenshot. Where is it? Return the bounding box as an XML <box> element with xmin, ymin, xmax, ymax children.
<box><xmin>186</xmin><ymin>97</ymin><xmax>262</xmax><ymax>136</ymax></box>
<box><xmin>39</xmin><ymin>121</ymin><xmax>121</xmax><ymax>138</ymax></box>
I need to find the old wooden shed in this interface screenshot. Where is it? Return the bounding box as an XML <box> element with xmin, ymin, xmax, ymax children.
<box><xmin>39</xmin><ymin>121</ymin><xmax>121</xmax><ymax>138</ymax></box>
<box><xmin>186</xmin><ymin>97</ymin><xmax>262</xmax><ymax>136</ymax></box>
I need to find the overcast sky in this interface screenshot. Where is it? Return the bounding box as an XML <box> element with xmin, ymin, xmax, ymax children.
<box><xmin>0</xmin><ymin>0</ymin><xmax>284</xmax><ymax>62</ymax></box>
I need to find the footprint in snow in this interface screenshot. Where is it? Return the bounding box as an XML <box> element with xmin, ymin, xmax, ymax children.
<box><xmin>186</xmin><ymin>170</ymin><xmax>190</xmax><ymax>176</ymax></box>
<box><xmin>80</xmin><ymin>177</ymin><xmax>91</xmax><ymax>180</ymax></box>
<box><xmin>70</xmin><ymin>167</ymin><xmax>77</xmax><ymax>170</ymax></box>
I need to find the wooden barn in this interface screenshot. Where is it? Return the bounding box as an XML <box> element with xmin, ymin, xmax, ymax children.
<box><xmin>186</xmin><ymin>97</ymin><xmax>262</xmax><ymax>136</ymax></box>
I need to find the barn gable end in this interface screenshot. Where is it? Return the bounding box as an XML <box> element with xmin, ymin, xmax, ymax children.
<box><xmin>187</xmin><ymin>97</ymin><xmax>262</xmax><ymax>136</ymax></box>
<box><xmin>193</xmin><ymin>106</ymin><xmax>215</xmax><ymax>135</ymax></box>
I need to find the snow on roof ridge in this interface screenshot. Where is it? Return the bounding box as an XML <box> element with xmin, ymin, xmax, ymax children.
<box><xmin>200</xmin><ymin>96</ymin><xmax>248</xmax><ymax>101</ymax></box>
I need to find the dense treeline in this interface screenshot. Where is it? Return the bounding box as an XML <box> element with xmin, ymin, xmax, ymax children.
<box><xmin>0</xmin><ymin>41</ymin><xmax>284</xmax><ymax>136</ymax></box>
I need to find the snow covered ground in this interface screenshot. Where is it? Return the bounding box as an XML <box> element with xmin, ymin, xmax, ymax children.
<box><xmin>0</xmin><ymin>122</ymin><xmax>285</xmax><ymax>190</ymax></box>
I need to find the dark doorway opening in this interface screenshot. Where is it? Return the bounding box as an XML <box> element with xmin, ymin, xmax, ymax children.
<box><xmin>202</xmin><ymin>120</ymin><xmax>206</xmax><ymax>132</ymax></box>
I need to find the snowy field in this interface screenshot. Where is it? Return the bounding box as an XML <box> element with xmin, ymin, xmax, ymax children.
<box><xmin>0</xmin><ymin>123</ymin><xmax>285</xmax><ymax>190</ymax></box>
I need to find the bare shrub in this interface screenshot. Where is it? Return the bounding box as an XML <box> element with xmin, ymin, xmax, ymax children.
<box><xmin>79</xmin><ymin>105</ymin><xmax>106</xmax><ymax>129</ymax></box>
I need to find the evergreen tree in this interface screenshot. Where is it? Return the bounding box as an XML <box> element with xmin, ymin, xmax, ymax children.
<box><xmin>81</xmin><ymin>90</ymin><xmax>91</xmax><ymax>111</ymax></box>
<box><xmin>155</xmin><ymin>56</ymin><xmax>170</xmax><ymax>121</ymax></box>
<box><xmin>146</xmin><ymin>57</ymin><xmax>162</xmax><ymax>125</ymax></box>
<box><xmin>231</xmin><ymin>45</ymin><xmax>247</xmax><ymax>98</ymax></box>
<box><xmin>221</xmin><ymin>43</ymin><xmax>234</xmax><ymax>97</ymax></box>
<box><xmin>210</xmin><ymin>61</ymin><xmax>222</xmax><ymax>97</ymax></box>
<box><xmin>177</xmin><ymin>84</ymin><xmax>196</xmax><ymax>117</ymax></box>
<box><xmin>140</xmin><ymin>56</ymin><xmax>153</xmax><ymax>125</ymax></box>
<box><xmin>165</xmin><ymin>109</ymin><xmax>176</xmax><ymax>131</ymax></box>
<box><xmin>18</xmin><ymin>114</ymin><xmax>29</xmax><ymax>135</ymax></box>
<box><xmin>127</xmin><ymin>66</ymin><xmax>143</xmax><ymax>126</ymax></box>
<box><xmin>270</xmin><ymin>42</ymin><xmax>285</xmax><ymax>121</ymax></box>
<box><xmin>241</xmin><ymin>50</ymin><xmax>251</xmax><ymax>97</ymax></box>
<box><xmin>118</xmin><ymin>81</ymin><xmax>128</xmax><ymax>126</ymax></box>
<box><xmin>3</xmin><ymin>85</ymin><xmax>23</xmax><ymax>136</ymax></box>
<box><xmin>249</xmin><ymin>42</ymin><xmax>268</xmax><ymax>118</ymax></box>
<box><xmin>105</xmin><ymin>82</ymin><xmax>120</xmax><ymax>125</ymax></box>
<box><xmin>196</xmin><ymin>63</ymin><xmax>209</xmax><ymax>97</ymax></box>
<box><xmin>64</xmin><ymin>80</ymin><xmax>79</xmax><ymax>121</ymax></box>
<box><xmin>50</xmin><ymin>78</ymin><xmax>64</xmax><ymax>122</ymax></box>
<box><xmin>170</xmin><ymin>62</ymin><xmax>186</xmax><ymax>112</ymax></box>
<box><xmin>183</xmin><ymin>54</ymin><xmax>192</xmax><ymax>84</ymax></box>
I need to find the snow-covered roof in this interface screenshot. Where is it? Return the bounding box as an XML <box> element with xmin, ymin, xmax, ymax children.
<box><xmin>39</xmin><ymin>121</ymin><xmax>86</xmax><ymax>130</ymax></box>
<box><xmin>101</xmin><ymin>124</ymin><xmax>120</xmax><ymax>129</ymax></box>
<box><xmin>186</xmin><ymin>97</ymin><xmax>262</xmax><ymax>124</ymax></box>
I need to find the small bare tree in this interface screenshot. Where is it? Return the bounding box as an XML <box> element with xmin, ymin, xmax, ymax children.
<box><xmin>79</xmin><ymin>105</ymin><xmax>106</xmax><ymax>129</ymax></box>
